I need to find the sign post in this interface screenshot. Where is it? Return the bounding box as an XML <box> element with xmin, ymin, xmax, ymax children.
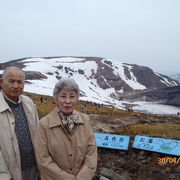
<box><xmin>94</xmin><ymin>132</ymin><xmax>130</xmax><ymax>150</ymax></box>
<box><xmin>133</xmin><ymin>135</ymin><xmax>180</xmax><ymax>156</ymax></box>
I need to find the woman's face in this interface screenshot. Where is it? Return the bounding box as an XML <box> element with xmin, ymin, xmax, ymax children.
<box><xmin>56</xmin><ymin>89</ymin><xmax>78</xmax><ymax>115</ymax></box>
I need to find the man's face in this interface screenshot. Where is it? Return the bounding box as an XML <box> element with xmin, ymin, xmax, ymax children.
<box><xmin>1</xmin><ymin>69</ymin><xmax>25</xmax><ymax>102</ymax></box>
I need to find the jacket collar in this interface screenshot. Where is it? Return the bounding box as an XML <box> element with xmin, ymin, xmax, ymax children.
<box><xmin>48</xmin><ymin>106</ymin><xmax>84</xmax><ymax>128</ymax></box>
<box><xmin>3</xmin><ymin>92</ymin><xmax>22</xmax><ymax>104</ymax></box>
<box><xmin>0</xmin><ymin>91</ymin><xmax>12</xmax><ymax>112</ymax></box>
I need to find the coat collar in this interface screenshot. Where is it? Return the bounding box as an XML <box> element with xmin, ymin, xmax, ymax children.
<box><xmin>0</xmin><ymin>91</ymin><xmax>11</xmax><ymax>112</ymax></box>
<box><xmin>48</xmin><ymin>106</ymin><xmax>84</xmax><ymax>128</ymax></box>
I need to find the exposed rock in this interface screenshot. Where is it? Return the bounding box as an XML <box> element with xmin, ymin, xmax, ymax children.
<box><xmin>99</xmin><ymin>176</ymin><xmax>110</xmax><ymax>180</ymax></box>
<box><xmin>78</xmin><ymin>69</ymin><xmax>84</xmax><ymax>75</ymax></box>
<box><xmin>130</xmin><ymin>64</ymin><xmax>173</xmax><ymax>89</ymax></box>
<box><xmin>64</xmin><ymin>66</ymin><xmax>75</xmax><ymax>74</ymax></box>
<box><xmin>123</xmin><ymin>85</ymin><xmax>180</xmax><ymax>107</ymax></box>
<box><xmin>166</xmin><ymin>95</ymin><xmax>180</xmax><ymax>106</ymax></box>
<box><xmin>100</xmin><ymin>167</ymin><xmax>132</xmax><ymax>180</ymax></box>
<box><xmin>25</xmin><ymin>71</ymin><xmax>47</xmax><ymax>80</ymax></box>
<box><xmin>46</xmin><ymin>72</ymin><xmax>54</xmax><ymax>75</ymax></box>
<box><xmin>55</xmin><ymin>65</ymin><xmax>63</xmax><ymax>70</ymax></box>
<box><xmin>114</xmin><ymin>158</ymin><xmax>126</xmax><ymax>168</ymax></box>
<box><xmin>170</xmin><ymin>74</ymin><xmax>180</xmax><ymax>82</ymax></box>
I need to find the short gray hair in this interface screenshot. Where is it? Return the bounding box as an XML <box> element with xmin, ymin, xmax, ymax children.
<box><xmin>53</xmin><ymin>78</ymin><xmax>80</xmax><ymax>99</ymax></box>
<box><xmin>2</xmin><ymin>66</ymin><xmax>25</xmax><ymax>81</ymax></box>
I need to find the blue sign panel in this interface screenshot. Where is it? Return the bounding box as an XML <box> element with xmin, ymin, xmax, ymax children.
<box><xmin>133</xmin><ymin>135</ymin><xmax>180</xmax><ymax>156</ymax></box>
<box><xmin>94</xmin><ymin>133</ymin><xmax>130</xmax><ymax>150</ymax></box>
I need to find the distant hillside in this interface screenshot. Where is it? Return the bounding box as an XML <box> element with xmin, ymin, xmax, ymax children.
<box><xmin>0</xmin><ymin>56</ymin><xmax>179</xmax><ymax>113</ymax></box>
<box><xmin>170</xmin><ymin>74</ymin><xmax>180</xmax><ymax>82</ymax></box>
<box><xmin>122</xmin><ymin>85</ymin><xmax>180</xmax><ymax>107</ymax></box>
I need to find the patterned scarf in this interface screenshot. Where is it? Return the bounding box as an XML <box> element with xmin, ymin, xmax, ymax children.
<box><xmin>58</xmin><ymin>110</ymin><xmax>81</xmax><ymax>134</ymax></box>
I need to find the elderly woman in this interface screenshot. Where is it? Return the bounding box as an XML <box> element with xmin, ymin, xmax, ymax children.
<box><xmin>35</xmin><ymin>78</ymin><xmax>97</xmax><ymax>180</ymax></box>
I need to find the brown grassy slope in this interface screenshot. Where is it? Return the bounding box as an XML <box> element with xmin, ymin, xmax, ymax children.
<box><xmin>114</xmin><ymin>123</ymin><xmax>180</xmax><ymax>139</ymax></box>
<box><xmin>25</xmin><ymin>92</ymin><xmax>180</xmax><ymax>139</ymax></box>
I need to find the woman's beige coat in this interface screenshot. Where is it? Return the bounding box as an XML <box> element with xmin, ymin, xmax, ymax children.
<box><xmin>35</xmin><ymin>107</ymin><xmax>97</xmax><ymax>180</ymax></box>
<box><xmin>0</xmin><ymin>91</ymin><xmax>39</xmax><ymax>180</ymax></box>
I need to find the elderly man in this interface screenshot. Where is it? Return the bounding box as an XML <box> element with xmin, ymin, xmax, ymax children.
<box><xmin>0</xmin><ymin>67</ymin><xmax>39</xmax><ymax>180</ymax></box>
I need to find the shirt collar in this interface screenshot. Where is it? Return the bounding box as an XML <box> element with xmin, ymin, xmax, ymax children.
<box><xmin>2</xmin><ymin>91</ymin><xmax>21</xmax><ymax>104</ymax></box>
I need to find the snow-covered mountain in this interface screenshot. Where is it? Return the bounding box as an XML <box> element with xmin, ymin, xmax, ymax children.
<box><xmin>170</xmin><ymin>74</ymin><xmax>180</xmax><ymax>82</ymax></box>
<box><xmin>0</xmin><ymin>57</ymin><xmax>179</xmax><ymax>114</ymax></box>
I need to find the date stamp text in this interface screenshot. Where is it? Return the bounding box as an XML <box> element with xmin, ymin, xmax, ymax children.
<box><xmin>157</xmin><ymin>157</ymin><xmax>180</xmax><ymax>164</ymax></box>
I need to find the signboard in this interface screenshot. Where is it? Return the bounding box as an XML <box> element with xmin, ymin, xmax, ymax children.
<box><xmin>94</xmin><ymin>132</ymin><xmax>130</xmax><ymax>150</ymax></box>
<box><xmin>133</xmin><ymin>135</ymin><xmax>180</xmax><ymax>156</ymax></box>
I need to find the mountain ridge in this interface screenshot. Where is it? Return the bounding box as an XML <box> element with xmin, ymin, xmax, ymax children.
<box><xmin>170</xmin><ymin>74</ymin><xmax>180</xmax><ymax>82</ymax></box>
<box><xmin>0</xmin><ymin>56</ymin><xmax>179</xmax><ymax>112</ymax></box>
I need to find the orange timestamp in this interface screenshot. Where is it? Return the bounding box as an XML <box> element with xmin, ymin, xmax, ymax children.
<box><xmin>157</xmin><ymin>157</ymin><xmax>180</xmax><ymax>164</ymax></box>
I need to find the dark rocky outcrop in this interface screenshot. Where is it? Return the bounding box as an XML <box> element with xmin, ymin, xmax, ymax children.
<box><xmin>25</xmin><ymin>71</ymin><xmax>47</xmax><ymax>80</ymax></box>
<box><xmin>122</xmin><ymin>86</ymin><xmax>180</xmax><ymax>107</ymax></box>
<box><xmin>170</xmin><ymin>74</ymin><xmax>180</xmax><ymax>82</ymax></box>
<box><xmin>130</xmin><ymin>64</ymin><xmax>177</xmax><ymax>89</ymax></box>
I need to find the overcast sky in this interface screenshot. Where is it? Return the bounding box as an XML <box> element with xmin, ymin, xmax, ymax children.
<box><xmin>0</xmin><ymin>0</ymin><xmax>179</xmax><ymax>75</ymax></box>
